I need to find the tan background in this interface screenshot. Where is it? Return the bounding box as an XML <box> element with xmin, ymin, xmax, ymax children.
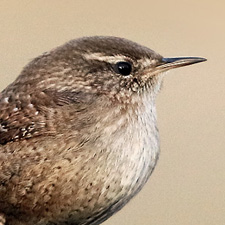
<box><xmin>0</xmin><ymin>0</ymin><xmax>224</xmax><ymax>224</ymax></box>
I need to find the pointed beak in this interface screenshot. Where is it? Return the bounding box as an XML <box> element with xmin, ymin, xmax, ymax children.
<box><xmin>157</xmin><ymin>57</ymin><xmax>207</xmax><ymax>71</ymax></box>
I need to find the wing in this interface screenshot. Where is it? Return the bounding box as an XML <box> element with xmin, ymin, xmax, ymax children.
<box><xmin>0</xmin><ymin>90</ymin><xmax>56</xmax><ymax>145</ymax></box>
<box><xmin>0</xmin><ymin>88</ymin><xmax>96</xmax><ymax>145</ymax></box>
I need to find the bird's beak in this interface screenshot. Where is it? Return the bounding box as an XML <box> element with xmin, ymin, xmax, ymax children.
<box><xmin>156</xmin><ymin>57</ymin><xmax>207</xmax><ymax>72</ymax></box>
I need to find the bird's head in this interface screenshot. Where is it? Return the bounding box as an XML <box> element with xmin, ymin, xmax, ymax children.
<box><xmin>10</xmin><ymin>36</ymin><xmax>206</xmax><ymax>106</ymax></box>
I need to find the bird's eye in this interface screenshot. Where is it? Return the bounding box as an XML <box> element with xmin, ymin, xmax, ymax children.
<box><xmin>114</xmin><ymin>61</ymin><xmax>132</xmax><ymax>76</ymax></box>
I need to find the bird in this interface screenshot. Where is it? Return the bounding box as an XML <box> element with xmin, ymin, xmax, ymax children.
<box><xmin>0</xmin><ymin>36</ymin><xmax>206</xmax><ymax>225</ymax></box>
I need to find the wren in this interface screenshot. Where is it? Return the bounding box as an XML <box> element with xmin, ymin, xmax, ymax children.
<box><xmin>0</xmin><ymin>36</ymin><xmax>206</xmax><ymax>225</ymax></box>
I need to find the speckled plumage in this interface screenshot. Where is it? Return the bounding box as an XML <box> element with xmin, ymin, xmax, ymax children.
<box><xmin>0</xmin><ymin>36</ymin><xmax>206</xmax><ymax>225</ymax></box>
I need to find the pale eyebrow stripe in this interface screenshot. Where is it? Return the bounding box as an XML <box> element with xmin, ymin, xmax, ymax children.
<box><xmin>83</xmin><ymin>52</ymin><xmax>129</xmax><ymax>64</ymax></box>
<box><xmin>137</xmin><ymin>58</ymin><xmax>155</xmax><ymax>67</ymax></box>
<box><xmin>83</xmin><ymin>53</ymin><xmax>153</xmax><ymax>68</ymax></box>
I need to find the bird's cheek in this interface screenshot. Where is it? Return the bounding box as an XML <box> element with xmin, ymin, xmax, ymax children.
<box><xmin>130</xmin><ymin>81</ymin><xmax>140</xmax><ymax>92</ymax></box>
<box><xmin>151</xmin><ymin>73</ymin><xmax>165</xmax><ymax>93</ymax></box>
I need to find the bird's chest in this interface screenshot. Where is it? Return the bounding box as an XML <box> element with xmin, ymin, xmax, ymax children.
<box><xmin>95</xmin><ymin>100</ymin><xmax>160</xmax><ymax>205</ymax></box>
<box><xmin>80</xmin><ymin>100</ymin><xmax>160</xmax><ymax>225</ymax></box>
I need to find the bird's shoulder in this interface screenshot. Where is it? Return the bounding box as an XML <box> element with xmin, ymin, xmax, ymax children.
<box><xmin>0</xmin><ymin>88</ymin><xmax>94</xmax><ymax>146</ymax></box>
<box><xmin>0</xmin><ymin>89</ymin><xmax>52</xmax><ymax>145</ymax></box>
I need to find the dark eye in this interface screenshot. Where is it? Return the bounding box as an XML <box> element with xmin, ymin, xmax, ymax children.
<box><xmin>114</xmin><ymin>61</ymin><xmax>132</xmax><ymax>76</ymax></box>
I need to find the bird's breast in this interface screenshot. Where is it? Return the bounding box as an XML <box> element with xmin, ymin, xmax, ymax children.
<box><xmin>91</xmin><ymin>95</ymin><xmax>160</xmax><ymax>217</ymax></box>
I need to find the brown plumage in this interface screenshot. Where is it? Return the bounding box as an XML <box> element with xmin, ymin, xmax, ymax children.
<box><xmin>0</xmin><ymin>36</ymin><xmax>206</xmax><ymax>225</ymax></box>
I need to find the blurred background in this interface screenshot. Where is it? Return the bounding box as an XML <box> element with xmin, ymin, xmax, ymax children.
<box><xmin>0</xmin><ymin>1</ymin><xmax>224</xmax><ymax>224</ymax></box>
